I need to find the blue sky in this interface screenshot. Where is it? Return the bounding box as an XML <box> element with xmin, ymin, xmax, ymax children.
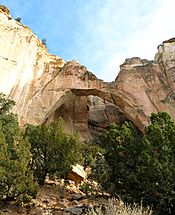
<box><xmin>1</xmin><ymin>0</ymin><xmax>175</xmax><ymax>81</ymax></box>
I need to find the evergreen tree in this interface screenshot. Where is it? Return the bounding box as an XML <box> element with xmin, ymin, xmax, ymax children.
<box><xmin>82</xmin><ymin>139</ymin><xmax>102</xmax><ymax>170</ymax></box>
<box><xmin>25</xmin><ymin>119</ymin><xmax>83</xmax><ymax>185</ymax></box>
<box><xmin>91</xmin><ymin>152</ymin><xmax>111</xmax><ymax>193</ymax></box>
<box><xmin>98</xmin><ymin>122</ymin><xmax>142</xmax><ymax>197</ymax></box>
<box><xmin>140</xmin><ymin>112</ymin><xmax>175</xmax><ymax>213</ymax></box>
<box><xmin>0</xmin><ymin>94</ymin><xmax>36</xmax><ymax>204</ymax></box>
<box><xmin>41</xmin><ymin>38</ymin><xmax>47</xmax><ymax>46</ymax></box>
<box><xmin>15</xmin><ymin>17</ymin><xmax>21</xmax><ymax>22</ymax></box>
<box><xmin>95</xmin><ymin>113</ymin><xmax>175</xmax><ymax>214</ymax></box>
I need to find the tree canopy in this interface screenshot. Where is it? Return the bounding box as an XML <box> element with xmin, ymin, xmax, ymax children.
<box><xmin>93</xmin><ymin>112</ymin><xmax>175</xmax><ymax>214</ymax></box>
<box><xmin>0</xmin><ymin>94</ymin><xmax>36</xmax><ymax>204</ymax></box>
<box><xmin>0</xmin><ymin>92</ymin><xmax>174</xmax><ymax>214</ymax></box>
<box><xmin>25</xmin><ymin>119</ymin><xmax>83</xmax><ymax>185</ymax></box>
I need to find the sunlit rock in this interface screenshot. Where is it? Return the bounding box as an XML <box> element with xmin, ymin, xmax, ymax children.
<box><xmin>1</xmin><ymin>7</ymin><xmax>175</xmax><ymax>137</ymax></box>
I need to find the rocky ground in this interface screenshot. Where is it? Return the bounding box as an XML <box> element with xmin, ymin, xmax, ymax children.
<box><xmin>0</xmin><ymin>178</ymin><xmax>111</xmax><ymax>215</ymax></box>
<box><xmin>0</xmin><ymin>178</ymin><xmax>153</xmax><ymax>215</ymax></box>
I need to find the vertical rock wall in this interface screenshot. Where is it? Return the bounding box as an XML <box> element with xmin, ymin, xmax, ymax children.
<box><xmin>1</xmin><ymin>6</ymin><xmax>175</xmax><ymax>138</ymax></box>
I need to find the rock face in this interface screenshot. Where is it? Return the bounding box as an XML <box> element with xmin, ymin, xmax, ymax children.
<box><xmin>67</xmin><ymin>164</ymin><xmax>87</xmax><ymax>183</ymax></box>
<box><xmin>88</xmin><ymin>96</ymin><xmax>126</xmax><ymax>136</ymax></box>
<box><xmin>1</xmin><ymin>6</ymin><xmax>175</xmax><ymax>137</ymax></box>
<box><xmin>0</xmin><ymin>5</ymin><xmax>65</xmax><ymax>125</ymax></box>
<box><xmin>116</xmin><ymin>41</ymin><xmax>175</xmax><ymax>130</ymax></box>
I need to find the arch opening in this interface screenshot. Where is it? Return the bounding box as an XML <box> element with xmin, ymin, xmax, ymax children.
<box><xmin>43</xmin><ymin>89</ymin><xmax>126</xmax><ymax>139</ymax></box>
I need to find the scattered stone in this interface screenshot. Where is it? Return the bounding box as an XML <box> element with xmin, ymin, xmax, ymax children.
<box><xmin>59</xmin><ymin>199</ymin><xmax>69</xmax><ymax>208</ymax></box>
<box><xmin>67</xmin><ymin>164</ymin><xmax>87</xmax><ymax>183</ymax></box>
<box><xmin>72</xmin><ymin>200</ymin><xmax>79</xmax><ymax>206</ymax></box>
<box><xmin>72</xmin><ymin>194</ymin><xmax>84</xmax><ymax>201</ymax></box>
<box><xmin>42</xmin><ymin>199</ymin><xmax>49</xmax><ymax>204</ymax></box>
<box><xmin>65</xmin><ymin>206</ymin><xmax>83</xmax><ymax>215</ymax></box>
<box><xmin>41</xmin><ymin>208</ymin><xmax>53</xmax><ymax>215</ymax></box>
<box><xmin>2</xmin><ymin>209</ymin><xmax>8</xmax><ymax>212</ymax></box>
<box><xmin>65</xmin><ymin>180</ymin><xmax>76</xmax><ymax>187</ymax></box>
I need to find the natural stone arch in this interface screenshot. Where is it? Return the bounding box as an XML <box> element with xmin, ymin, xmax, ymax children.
<box><xmin>0</xmin><ymin>9</ymin><xmax>175</xmax><ymax>135</ymax></box>
<box><xmin>40</xmin><ymin>89</ymin><xmax>126</xmax><ymax>138</ymax></box>
<box><xmin>17</xmin><ymin>60</ymin><xmax>149</xmax><ymax>132</ymax></box>
<box><xmin>40</xmin><ymin>87</ymin><xmax>148</xmax><ymax>133</ymax></box>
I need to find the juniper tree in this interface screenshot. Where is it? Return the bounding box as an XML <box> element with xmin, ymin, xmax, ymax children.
<box><xmin>95</xmin><ymin>113</ymin><xmax>175</xmax><ymax>214</ymax></box>
<box><xmin>0</xmin><ymin>94</ymin><xmax>36</xmax><ymax>204</ymax></box>
<box><xmin>25</xmin><ymin>119</ymin><xmax>83</xmax><ymax>185</ymax></box>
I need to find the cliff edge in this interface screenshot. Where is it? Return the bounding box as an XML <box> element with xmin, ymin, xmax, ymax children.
<box><xmin>0</xmin><ymin>6</ymin><xmax>175</xmax><ymax>137</ymax></box>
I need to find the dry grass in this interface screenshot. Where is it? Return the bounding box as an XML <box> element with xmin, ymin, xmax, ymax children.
<box><xmin>86</xmin><ymin>198</ymin><xmax>153</xmax><ymax>215</ymax></box>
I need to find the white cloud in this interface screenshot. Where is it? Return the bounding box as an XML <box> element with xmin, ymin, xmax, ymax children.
<box><xmin>125</xmin><ymin>0</ymin><xmax>175</xmax><ymax>58</ymax></box>
<box><xmin>3</xmin><ymin>0</ymin><xmax>175</xmax><ymax>82</ymax></box>
<box><xmin>74</xmin><ymin>0</ymin><xmax>175</xmax><ymax>81</ymax></box>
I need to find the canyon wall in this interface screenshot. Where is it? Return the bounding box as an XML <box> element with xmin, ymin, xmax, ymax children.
<box><xmin>0</xmin><ymin>6</ymin><xmax>175</xmax><ymax>138</ymax></box>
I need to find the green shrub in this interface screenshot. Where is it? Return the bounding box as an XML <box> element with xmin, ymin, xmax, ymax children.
<box><xmin>82</xmin><ymin>139</ymin><xmax>102</xmax><ymax>170</ymax></box>
<box><xmin>25</xmin><ymin>119</ymin><xmax>83</xmax><ymax>185</ymax></box>
<box><xmin>93</xmin><ymin>112</ymin><xmax>175</xmax><ymax>214</ymax></box>
<box><xmin>0</xmin><ymin>94</ymin><xmax>36</xmax><ymax>204</ymax></box>
<box><xmin>15</xmin><ymin>17</ymin><xmax>21</xmax><ymax>22</ymax></box>
<box><xmin>41</xmin><ymin>38</ymin><xmax>47</xmax><ymax>46</ymax></box>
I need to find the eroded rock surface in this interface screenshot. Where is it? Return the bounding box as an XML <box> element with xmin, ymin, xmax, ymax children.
<box><xmin>1</xmin><ymin>6</ymin><xmax>175</xmax><ymax>136</ymax></box>
<box><xmin>88</xmin><ymin>96</ymin><xmax>126</xmax><ymax>136</ymax></box>
<box><xmin>116</xmin><ymin>40</ymin><xmax>175</xmax><ymax>130</ymax></box>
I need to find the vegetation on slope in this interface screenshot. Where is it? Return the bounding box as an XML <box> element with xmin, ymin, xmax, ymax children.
<box><xmin>0</xmin><ymin>93</ymin><xmax>36</xmax><ymax>204</ymax></box>
<box><xmin>0</xmin><ymin>93</ymin><xmax>174</xmax><ymax>215</ymax></box>
<box><xmin>24</xmin><ymin>120</ymin><xmax>83</xmax><ymax>185</ymax></box>
<box><xmin>92</xmin><ymin>112</ymin><xmax>175</xmax><ymax>214</ymax></box>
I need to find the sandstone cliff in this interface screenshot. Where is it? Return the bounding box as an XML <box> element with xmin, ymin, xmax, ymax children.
<box><xmin>0</xmin><ymin>6</ymin><xmax>175</xmax><ymax>137</ymax></box>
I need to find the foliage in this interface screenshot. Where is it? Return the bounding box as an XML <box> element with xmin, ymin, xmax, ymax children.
<box><xmin>91</xmin><ymin>152</ymin><xmax>111</xmax><ymax>193</ymax></box>
<box><xmin>96</xmin><ymin>122</ymin><xmax>142</xmax><ymax>196</ymax></box>
<box><xmin>0</xmin><ymin>94</ymin><xmax>19</xmax><ymax>146</ymax></box>
<box><xmin>82</xmin><ymin>139</ymin><xmax>102</xmax><ymax>170</ymax></box>
<box><xmin>80</xmin><ymin>182</ymin><xmax>94</xmax><ymax>196</ymax></box>
<box><xmin>41</xmin><ymin>38</ymin><xmax>47</xmax><ymax>46</ymax></box>
<box><xmin>93</xmin><ymin>113</ymin><xmax>175</xmax><ymax>214</ymax></box>
<box><xmin>15</xmin><ymin>17</ymin><xmax>21</xmax><ymax>22</ymax></box>
<box><xmin>0</xmin><ymin>93</ymin><xmax>15</xmax><ymax>115</ymax></box>
<box><xmin>0</xmin><ymin>94</ymin><xmax>36</xmax><ymax>204</ymax></box>
<box><xmin>25</xmin><ymin>119</ymin><xmax>83</xmax><ymax>185</ymax></box>
<box><xmin>140</xmin><ymin>112</ymin><xmax>175</xmax><ymax>213</ymax></box>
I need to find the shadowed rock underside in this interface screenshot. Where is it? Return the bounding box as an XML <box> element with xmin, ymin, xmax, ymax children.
<box><xmin>0</xmin><ymin>6</ymin><xmax>175</xmax><ymax>138</ymax></box>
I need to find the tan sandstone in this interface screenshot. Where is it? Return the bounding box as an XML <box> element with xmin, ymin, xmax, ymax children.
<box><xmin>0</xmin><ymin>6</ymin><xmax>175</xmax><ymax>136</ymax></box>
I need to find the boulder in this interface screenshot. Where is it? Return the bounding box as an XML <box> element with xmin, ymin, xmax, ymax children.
<box><xmin>67</xmin><ymin>165</ymin><xmax>87</xmax><ymax>183</ymax></box>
